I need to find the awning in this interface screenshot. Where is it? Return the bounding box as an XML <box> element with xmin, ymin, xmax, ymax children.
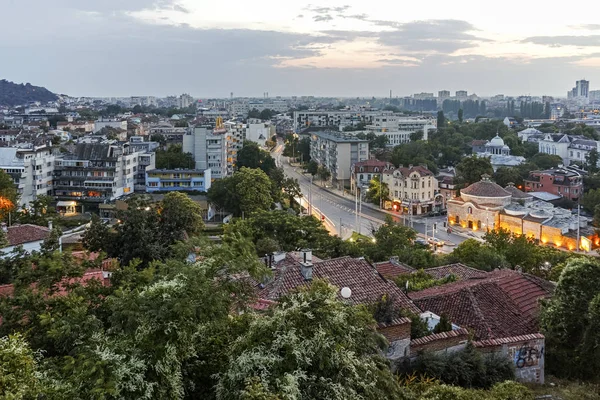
<box><xmin>57</xmin><ymin>201</ymin><xmax>78</xmax><ymax>207</ymax></box>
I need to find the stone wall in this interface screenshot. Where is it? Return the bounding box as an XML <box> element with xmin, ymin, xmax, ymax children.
<box><xmin>473</xmin><ymin>334</ymin><xmax>545</xmax><ymax>384</ymax></box>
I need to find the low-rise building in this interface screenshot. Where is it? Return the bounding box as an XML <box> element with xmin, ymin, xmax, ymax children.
<box><xmin>472</xmin><ymin>134</ymin><xmax>526</xmax><ymax>171</ymax></box>
<box><xmin>523</xmin><ymin>168</ymin><xmax>583</xmax><ymax>202</ymax></box>
<box><xmin>537</xmin><ymin>133</ymin><xmax>600</xmax><ymax>167</ymax></box>
<box><xmin>309</xmin><ymin>131</ymin><xmax>369</xmax><ymax>185</ymax></box>
<box><xmin>94</xmin><ymin>118</ymin><xmax>127</xmax><ymax>133</ymax></box>
<box><xmin>382</xmin><ymin>165</ymin><xmax>442</xmax><ymax>214</ymax></box>
<box><xmin>350</xmin><ymin>159</ymin><xmax>394</xmax><ymax>192</ymax></box>
<box><xmin>293</xmin><ymin>110</ymin><xmax>393</xmax><ymax>131</ymax></box>
<box><xmin>449</xmin><ymin>175</ymin><xmax>595</xmax><ymax>251</ymax></box>
<box><xmin>145</xmin><ymin>168</ymin><xmax>211</xmax><ymax>193</ymax></box>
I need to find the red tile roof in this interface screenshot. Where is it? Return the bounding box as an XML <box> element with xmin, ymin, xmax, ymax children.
<box><xmin>353</xmin><ymin>160</ymin><xmax>394</xmax><ymax>173</ymax></box>
<box><xmin>6</xmin><ymin>224</ymin><xmax>51</xmax><ymax>246</ymax></box>
<box><xmin>409</xmin><ymin>270</ymin><xmax>553</xmax><ymax>340</ymax></box>
<box><xmin>397</xmin><ymin>165</ymin><xmax>434</xmax><ymax>177</ymax></box>
<box><xmin>0</xmin><ymin>269</ymin><xmax>110</xmax><ymax>298</ymax></box>
<box><xmin>410</xmin><ymin>327</ymin><xmax>470</xmax><ymax>346</ymax></box>
<box><xmin>472</xmin><ymin>333</ymin><xmax>545</xmax><ymax>348</ymax></box>
<box><xmin>460</xmin><ymin>180</ymin><xmax>511</xmax><ymax>198</ymax></box>
<box><xmin>374</xmin><ymin>260</ymin><xmax>415</xmax><ymax>279</ymax></box>
<box><xmin>258</xmin><ymin>255</ymin><xmax>420</xmax><ymax>314</ymax></box>
<box><xmin>425</xmin><ymin>264</ymin><xmax>489</xmax><ymax>281</ymax></box>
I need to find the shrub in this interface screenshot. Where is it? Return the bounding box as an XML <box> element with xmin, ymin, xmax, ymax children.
<box><xmin>397</xmin><ymin>343</ymin><xmax>514</xmax><ymax>389</ymax></box>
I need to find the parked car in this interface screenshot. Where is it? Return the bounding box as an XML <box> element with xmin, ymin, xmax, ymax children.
<box><xmin>428</xmin><ymin>237</ymin><xmax>445</xmax><ymax>247</ymax></box>
<box><xmin>415</xmin><ymin>238</ymin><xmax>429</xmax><ymax>247</ymax></box>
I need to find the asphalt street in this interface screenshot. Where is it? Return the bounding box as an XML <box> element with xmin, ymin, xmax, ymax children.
<box><xmin>272</xmin><ymin>142</ymin><xmax>471</xmax><ymax>252</ymax></box>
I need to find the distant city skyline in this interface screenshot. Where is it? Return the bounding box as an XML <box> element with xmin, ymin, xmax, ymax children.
<box><xmin>2</xmin><ymin>0</ymin><xmax>600</xmax><ymax>97</ymax></box>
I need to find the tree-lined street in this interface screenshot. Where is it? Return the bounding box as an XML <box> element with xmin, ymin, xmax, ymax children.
<box><xmin>273</xmin><ymin>141</ymin><xmax>470</xmax><ymax>252</ymax></box>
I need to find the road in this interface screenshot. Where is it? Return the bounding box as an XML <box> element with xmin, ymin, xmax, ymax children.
<box><xmin>272</xmin><ymin>142</ymin><xmax>470</xmax><ymax>252</ymax></box>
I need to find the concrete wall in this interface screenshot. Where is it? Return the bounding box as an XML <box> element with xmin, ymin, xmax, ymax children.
<box><xmin>475</xmin><ymin>337</ymin><xmax>545</xmax><ymax>384</ymax></box>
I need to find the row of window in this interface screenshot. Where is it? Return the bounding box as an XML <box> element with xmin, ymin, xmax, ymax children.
<box><xmin>393</xmin><ymin>191</ymin><xmax>432</xmax><ymax>200</ymax></box>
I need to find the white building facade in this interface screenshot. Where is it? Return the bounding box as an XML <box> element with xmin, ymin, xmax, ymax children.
<box><xmin>309</xmin><ymin>132</ymin><xmax>369</xmax><ymax>184</ymax></box>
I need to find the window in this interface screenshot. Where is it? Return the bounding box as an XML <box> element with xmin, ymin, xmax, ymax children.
<box><xmin>467</xmin><ymin>206</ymin><xmax>473</xmax><ymax>214</ymax></box>
<box><xmin>577</xmin><ymin>152</ymin><xmax>581</xmax><ymax>158</ymax></box>
<box><xmin>422</xmin><ymin>181</ymin><xmax>425</xmax><ymax>188</ymax></box>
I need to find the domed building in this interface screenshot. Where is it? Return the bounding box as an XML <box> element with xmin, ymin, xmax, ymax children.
<box><xmin>449</xmin><ymin>175</ymin><xmax>598</xmax><ymax>252</ymax></box>
<box><xmin>484</xmin><ymin>134</ymin><xmax>510</xmax><ymax>155</ymax></box>
<box><xmin>448</xmin><ymin>174</ymin><xmax>509</xmax><ymax>230</ymax></box>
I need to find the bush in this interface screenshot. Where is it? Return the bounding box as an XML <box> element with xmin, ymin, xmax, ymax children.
<box><xmin>398</xmin><ymin>343</ymin><xmax>514</xmax><ymax>389</ymax></box>
<box><xmin>490</xmin><ymin>381</ymin><xmax>534</xmax><ymax>400</ymax></box>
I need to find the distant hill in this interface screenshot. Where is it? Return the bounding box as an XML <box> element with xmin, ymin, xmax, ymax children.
<box><xmin>0</xmin><ymin>79</ymin><xmax>58</xmax><ymax>107</ymax></box>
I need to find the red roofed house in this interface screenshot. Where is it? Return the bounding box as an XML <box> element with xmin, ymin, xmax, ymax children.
<box><xmin>256</xmin><ymin>250</ymin><xmax>419</xmax><ymax>360</ymax></box>
<box><xmin>408</xmin><ymin>269</ymin><xmax>553</xmax><ymax>341</ymax></box>
<box><xmin>350</xmin><ymin>159</ymin><xmax>394</xmax><ymax>192</ymax></box>
<box><xmin>2</xmin><ymin>224</ymin><xmax>52</xmax><ymax>255</ymax></box>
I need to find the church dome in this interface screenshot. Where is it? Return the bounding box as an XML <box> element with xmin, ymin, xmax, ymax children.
<box><xmin>486</xmin><ymin>134</ymin><xmax>505</xmax><ymax>147</ymax></box>
<box><xmin>460</xmin><ymin>175</ymin><xmax>511</xmax><ymax>198</ymax></box>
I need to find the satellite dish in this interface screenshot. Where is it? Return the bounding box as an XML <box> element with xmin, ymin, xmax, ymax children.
<box><xmin>341</xmin><ymin>287</ymin><xmax>352</xmax><ymax>299</ymax></box>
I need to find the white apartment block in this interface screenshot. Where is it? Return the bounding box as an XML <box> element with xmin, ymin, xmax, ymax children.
<box><xmin>293</xmin><ymin>111</ymin><xmax>394</xmax><ymax>131</ymax></box>
<box><xmin>228</xmin><ymin>100</ymin><xmax>289</xmax><ymax>117</ymax></box>
<box><xmin>0</xmin><ymin>146</ymin><xmax>55</xmax><ymax>208</ymax></box>
<box><xmin>183</xmin><ymin>125</ymin><xmax>241</xmax><ymax>179</ymax></box>
<box><xmin>366</xmin><ymin>116</ymin><xmax>437</xmax><ymax>145</ymax></box>
<box><xmin>309</xmin><ymin>132</ymin><xmax>369</xmax><ymax>184</ymax></box>
<box><xmin>178</xmin><ymin>94</ymin><xmax>194</xmax><ymax>109</ymax></box>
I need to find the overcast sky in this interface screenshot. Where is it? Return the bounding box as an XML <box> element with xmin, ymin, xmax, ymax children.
<box><xmin>2</xmin><ymin>0</ymin><xmax>600</xmax><ymax>98</ymax></box>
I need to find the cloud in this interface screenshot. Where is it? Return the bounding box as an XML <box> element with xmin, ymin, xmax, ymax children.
<box><xmin>378</xmin><ymin>20</ymin><xmax>488</xmax><ymax>53</ymax></box>
<box><xmin>570</xmin><ymin>24</ymin><xmax>600</xmax><ymax>31</ymax></box>
<box><xmin>313</xmin><ymin>14</ymin><xmax>334</xmax><ymax>22</ymax></box>
<box><xmin>521</xmin><ymin>35</ymin><xmax>600</xmax><ymax>47</ymax></box>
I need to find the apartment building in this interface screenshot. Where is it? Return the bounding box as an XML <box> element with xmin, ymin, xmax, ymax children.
<box><xmin>523</xmin><ymin>168</ymin><xmax>583</xmax><ymax>202</ymax></box>
<box><xmin>293</xmin><ymin>111</ymin><xmax>393</xmax><ymax>131</ymax></box>
<box><xmin>183</xmin><ymin>123</ymin><xmax>241</xmax><ymax>179</ymax></box>
<box><xmin>0</xmin><ymin>145</ymin><xmax>55</xmax><ymax>208</ymax></box>
<box><xmin>145</xmin><ymin>168</ymin><xmax>212</xmax><ymax>193</ymax></box>
<box><xmin>309</xmin><ymin>131</ymin><xmax>369</xmax><ymax>184</ymax></box>
<box><xmin>53</xmin><ymin>143</ymin><xmax>141</xmax><ymax>212</ymax></box>
<box><xmin>94</xmin><ymin>119</ymin><xmax>127</xmax><ymax>133</ymax></box>
<box><xmin>149</xmin><ymin>122</ymin><xmax>187</xmax><ymax>145</ymax></box>
<box><xmin>382</xmin><ymin>165</ymin><xmax>441</xmax><ymax>215</ymax></box>
<box><xmin>366</xmin><ymin>116</ymin><xmax>437</xmax><ymax>144</ymax></box>
<box><xmin>350</xmin><ymin>160</ymin><xmax>394</xmax><ymax>191</ymax></box>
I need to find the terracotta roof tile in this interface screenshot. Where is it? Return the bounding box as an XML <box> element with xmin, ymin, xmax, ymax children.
<box><xmin>6</xmin><ymin>224</ymin><xmax>51</xmax><ymax>246</ymax></box>
<box><xmin>377</xmin><ymin>316</ymin><xmax>411</xmax><ymax>329</ymax></box>
<box><xmin>409</xmin><ymin>270</ymin><xmax>553</xmax><ymax>340</ymax></box>
<box><xmin>375</xmin><ymin>260</ymin><xmax>415</xmax><ymax>279</ymax></box>
<box><xmin>425</xmin><ymin>264</ymin><xmax>488</xmax><ymax>281</ymax></box>
<box><xmin>460</xmin><ymin>180</ymin><xmax>511</xmax><ymax>198</ymax></box>
<box><xmin>258</xmin><ymin>255</ymin><xmax>420</xmax><ymax>314</ymax></box>
<box><xmin>472</xmin><ymin>333</ymin><xmax>545</xmax><ymax>348</ymax></box>
<box><xmin>410</xmin><ymin>327</ymin><xmax>470</xmax><ymax>346</ymax></box>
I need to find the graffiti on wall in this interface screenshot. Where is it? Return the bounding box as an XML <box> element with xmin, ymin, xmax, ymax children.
<box><xmin>510</xmin><ymin>342</ymin><xmax>544</xmax><ymax>369</ymax></box>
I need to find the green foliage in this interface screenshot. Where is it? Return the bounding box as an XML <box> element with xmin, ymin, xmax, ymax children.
<box><xmin>0</xmin><ymin>79</ymin><xmax>57</xmax><ymax>107</ymax></box>
<box><xmin>306</xmin><ymin>160</ymin><xmax>319</xmax><ymax>176</ymax></box>
<box><xmin>371</xmin><ymin>293</ymin><xmax>400</xmax><ymax>324</ymax></box>
<box><xmin>208</xmin><ymin>167</ymin><xmax>274</xmax><ymax>217</ymax></box>
<box><xmin>0</xmin><ymin>333</ymin><xmax>41</xmax><ymax>398</ymax></box>
<box><xmin>529</xmin><ymin>153</ymin><xmax>563</xmax><ymax>169</ymax></box>
<box><xmin>236</xmin><ymin>142</ymin><xmax>276</xmax><ymax>175</ymax></box>
<box><xmin>155</xmin><ymin>144</ymin><xmax>195</xmax><ymax>169</ymax></box>
<box><xmin>217</xmin><ymin>280</ymin><xmax>408</xmax><ymax>400</ymax></box>
<box><xmin>586</xmin><ymin>149</ymin><xmax>600</xmax><ymax>173</ymax></box>
<box><xmin>433</xmin><ymin>314</ymin><xmax>453</xmax><ymax>334</ymax></box>
<box><xmin>16</xmin><ymin>195</ymin><xmax>56</xmax><ymax>226</ymax></box>
<box><xmin>399</xmin><ymin>343</ymin><xmax>514</xmax><ymax>389</ymax></box>
<box><xmin>456</xmin><ymin>155</ymin><xmax>494</xmax><ymax>187</ymax></box>
<box><xmin>317</xmin><ymin>165</ymin><xmax>331</xmax><ymax>183</ymax></box>
<box><xmin>365</xmin><ymin>175</ymin><xmax>390</xmax><ymax>206</ymax></box>
<box><xmin>493</xmin><ymin>167</ymin><xmax>524</xmax><ymax>187</ymax></box>
<box><xmin>489</xmin><ymin>381</ymin><xmax>534</xmax><ymax>400</ymax></box>
<box><xmin>394</xmin><ymin>269</ymin><xmax>457</xmax><ymax>292</ymax></box>
<box><xmin>40</xmin><ymin>226</ymin><xmax>62</xmax><ymax>254</ymax></box>
<box><xmin>447</xmin><ymin>239</ymin><xmax>509</xmax><ymax>271</ymax></box>
<box><xmin>401</xmin><ymin>310</ymin><xmax>432</xmax><ymax>340</ymax></box>
<box><xmin>582</xmin><ymin>188</ymin><xmax>600</xmax><ymax>213</ymax></box>
<box><xmin>82</xmin><ymin>194</ymin><xmax>206</xmax><ymax>265</ymax></box>
<box><xmin>541</xmin><ymin>258</ymin><xmax>600</xmax><ymax>380</ymax></box>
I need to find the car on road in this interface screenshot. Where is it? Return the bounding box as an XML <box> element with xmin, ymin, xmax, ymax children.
<box><xmin>428</xmin><ymin>237</ymin><xmax>445</xmax><ymax>247</ymax></box>
<box><xmin>414</xmin><ymin>238</ymin><xmax>429</xmax><ymax>247</ymax></box>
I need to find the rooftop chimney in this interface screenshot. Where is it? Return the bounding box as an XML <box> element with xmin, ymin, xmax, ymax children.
<box><xmin>48</xmin><ymin>220</ymin><xmax>53</xmax><ymax>231</ymax></box>
<box><xmin>300</xmin><ymin>249</ymin><xmax>313</xmax><ymax>281</ymax></box>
